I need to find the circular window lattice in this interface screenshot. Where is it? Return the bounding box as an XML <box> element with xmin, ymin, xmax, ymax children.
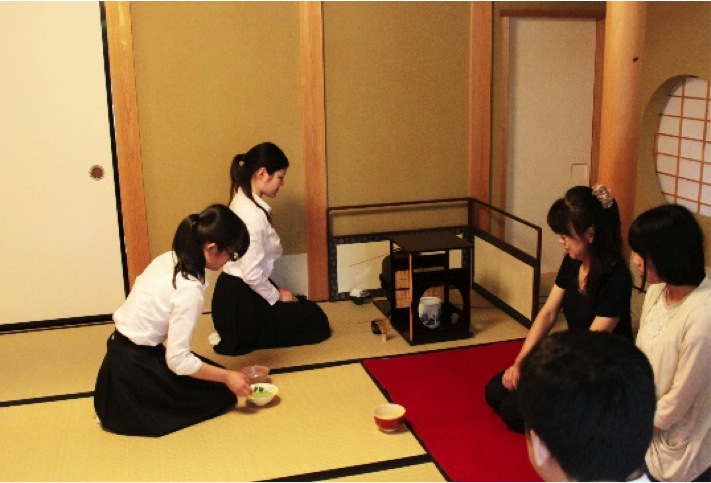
<box><xmin>655</xmin><ymin>77</ymin><xmax>711</xmax><ymax>217</ymax></box>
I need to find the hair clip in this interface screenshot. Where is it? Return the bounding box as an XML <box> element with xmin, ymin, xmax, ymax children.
<box><xmin>592</xmin><ymin>184</ymin><xmax>614</xmax><ymax>209</ymax></box>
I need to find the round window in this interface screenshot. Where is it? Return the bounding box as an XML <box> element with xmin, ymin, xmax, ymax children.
<box><xmin>655</xmin><ymin>76</ymin><xmax>710</xmax><ymax>217</ymax></box>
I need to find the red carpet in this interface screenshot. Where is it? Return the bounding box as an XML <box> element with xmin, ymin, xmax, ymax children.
<box><xmin>363</xmin><ymin>340</ymin><xmax>542</xmax><ymax>482</ymax></box>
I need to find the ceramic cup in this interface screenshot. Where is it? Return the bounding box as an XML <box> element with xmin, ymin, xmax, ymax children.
<box><xmin>373</xmin><ymin>403</ymin><xmax>406</xmax><ymax>432</ymax></box>
<box><xmin>418</xmin><ymin>296</ymin><xmax>441</xmax><ymax>329</ymax></box>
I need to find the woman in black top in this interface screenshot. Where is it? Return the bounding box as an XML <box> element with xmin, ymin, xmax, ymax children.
<box><xmin>484</xmin><ymin>185</ymin><xmax>632</xmax><ymax>433</ymax></box>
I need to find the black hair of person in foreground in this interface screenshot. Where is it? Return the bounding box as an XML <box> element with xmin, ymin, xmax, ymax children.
<box><xmin>517</xmin><ymin>330</ymin><xmax>656</xmax><ymax>482</ymax></box>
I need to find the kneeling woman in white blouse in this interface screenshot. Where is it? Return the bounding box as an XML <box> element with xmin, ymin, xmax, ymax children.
<box><xmin>94</xmin><ymin>204</ymin><xmax>253</xmax><ymax>437</ymax></box>
<box><xmin>211</xmin><ymin>142</ymin><xmax>331</xmax><ymax>356</ymax></box>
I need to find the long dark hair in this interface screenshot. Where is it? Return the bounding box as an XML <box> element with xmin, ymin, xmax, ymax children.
<box><xmin>172</xmin><ymin>204</ymin><xmax>249</xmax><ymax>287</ymax></box>
<box><xmin>547</xmin><ymin>185</ymin><xmax>625</xmax><ymax>298</ymax></box>
<box><xmin>229</xmin><ymin>142</ymin><xmax>289</xmax><ymax>223</ymax></box>
<box><xmin>628</xmin><ymin>204</ymin><xmax>706</xmax><ymax>287</ymax></box>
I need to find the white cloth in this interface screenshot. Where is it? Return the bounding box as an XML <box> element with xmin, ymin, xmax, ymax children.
<box><xmin>627</xmin><ymin>473</ymin><xmax>651</xmax><ymax>482</ymax></box>
<box><xmin>636</xmin><ymin>278</ymin><xmax>711</xmax><ymax>481</ymax></box>
<box><xmin>113</xmin><ymin>251</ymin><xmax>205</xmax><ymax>376</ymax></box>
<box><xmin>222</xmin><ymin>188</ymin><xmax>283</xmax><ymax>305</ymax></box>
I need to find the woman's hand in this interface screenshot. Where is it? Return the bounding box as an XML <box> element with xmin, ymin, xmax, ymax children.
<box><xmin>279</xmin><ymin>288</ymin><xmax>298</xmax><ymax>302</ymax></box>
<box><xmin>502</xmin><ymin>363</ymin><xmax>521</xmax><ymax>391</ymax></box>
<box><xmin>225</xmin><ymin>371</ymin><xmax>253</xmax><ymax>397</ymax></box>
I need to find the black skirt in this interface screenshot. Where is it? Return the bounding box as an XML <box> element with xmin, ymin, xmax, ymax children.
<box><xmin>94</xmin><ymin>331</ymin><xmax>237</xmax><ymax>437</ymax></box>
<box><xmin>211</xmin><ymin>272</ymin><xmax>331</xmax><ymax>356</ymax></box>
<box><xmin>483</xmin><ymin>370</ymin><xmax>525</xmax><ymax>433</ymax></box>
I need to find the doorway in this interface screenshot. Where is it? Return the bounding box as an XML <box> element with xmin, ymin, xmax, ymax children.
<box><xmin>502</xmin><ymin>16</ymin><xmax>601</xmax><ymax>275</ymax></box>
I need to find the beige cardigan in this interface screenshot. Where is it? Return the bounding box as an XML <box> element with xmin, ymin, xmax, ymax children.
<box><xmin>637</xmin><ymin>278</ymin><xmax>711</xmax><ymax>481</ymax></box>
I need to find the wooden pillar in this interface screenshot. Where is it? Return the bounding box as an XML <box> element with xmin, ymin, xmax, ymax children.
<box><xmin>469</xmin><ymin>2</ymin><xmax>493</xmax><ymax>230</ymax></box>
<box><xmin>104</xmin><ymin>2</ymin><xmax>151</xmax><ymax>288</ymax></box>
<box><xmin>597</xmin><ymin>1</ymin><xmax>646</xmax><ymax>244</ymax></box>
<box><xmin>299</xmin><ymin>2</ymin><xmax>329</xmax><ymax>301</ymax></box>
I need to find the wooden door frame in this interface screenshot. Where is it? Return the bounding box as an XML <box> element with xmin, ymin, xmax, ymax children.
<box><xmin>104</xmin><ymin>2</ymin><xmax>150</xmax><ymax>287</ymax></box>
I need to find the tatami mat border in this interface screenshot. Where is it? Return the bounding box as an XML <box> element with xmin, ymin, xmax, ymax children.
<box><xmin>0</xmin><ymin>317</ymin><xmax>113</xmax><ymax>334</ymax></box>
<box><xmin>0</xmin><ymin>391</ymin><xmax>93</xmax><ymax>409</ymax></box>
<box><xmin>265</xmin><ymin>455</ymin><xmax>435</xmax><ymax>482</ymax></box>
<box><xmin>0</xmin><ymin>319</ymin><xmax>112</xmax><ymax>335</ymax></box>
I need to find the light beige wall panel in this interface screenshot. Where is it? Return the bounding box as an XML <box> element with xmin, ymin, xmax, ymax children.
<box><xmin>474</xmin><ymin>237</ymin><xmax>535</xmax><ymax>321</ymax></box>
<box><xmin>131</xmin><ymin>2</ymin><xmax>305</xmax><ymax>257</ymax></box>
<box><xmin>323</xmin><ymin>2</ymin><xmax>470</xmax><ymax>211</ymax></box>
<box><xmin>506</xmin><ymin>17</ymin><xmax>597</xmax><ymax>273</ymax></box>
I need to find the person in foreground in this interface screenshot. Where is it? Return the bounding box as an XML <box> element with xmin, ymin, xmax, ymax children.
<box><xmin>485</xmin><ymin>185</ymin><xmax>633</xmax><ymax>432</ymax></box>
<box><xmin>211</xmin><ymin>141</ymin><xmax>330</xmax><ymax>356</ymax></box>
<box><xmin>517</xmin><ymin>330</ymin><xmax>656</xmax><ymax>482</ymax></box>
<box><xmin>629</xmin><ymin>204</ymin><xmax>711</xmax><ymax>482</ymax></box>
<box><xmin>94</xmin><ymin>204</ymin><xmax>253</xmax><ymax>437</ymax></box>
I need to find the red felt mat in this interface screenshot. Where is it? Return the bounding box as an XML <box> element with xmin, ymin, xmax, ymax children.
<box><xmin>363</xmin><ymin>340</ymin><xmax>542</xmax><ymax>482</ymax></box>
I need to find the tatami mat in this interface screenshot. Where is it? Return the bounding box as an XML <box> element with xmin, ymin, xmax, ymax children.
<box><xmin>0</xmin><ymin>323</ymin><xmax>114</xmax><ymax>402</ymax></box>
<box><xmin>327</xmin><ymin>463</ymin><xmax>445</xmax><ymax>482</ymax></box>
<box><xmin>0</xmin><ymin>296</ymin><xmax>529</xmax><ymax>403</ymax></box>
<box><xmin>192</xmin><ymin>293</ymin><xmax>530</xmax><ymax>371</ymax></box>
<box><xmin>0</xmin><ymin>364</ymin><xmax>427</xmax><ymax>481</ymax></box>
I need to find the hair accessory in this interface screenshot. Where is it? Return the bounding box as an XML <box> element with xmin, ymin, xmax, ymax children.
<box><xmin>189</xmin><ymin>213</ymin><xmax>199</xmax><ymax>228</ymax></box>
<box><xmin>236</xmin><ymin>153</ymin><xmax>246</xmax><ymax>168</ymax></box>
<box><xmin>592</xmin><ymin>184</ymin><xmax>614</xmax><ymax>209</ymax></box>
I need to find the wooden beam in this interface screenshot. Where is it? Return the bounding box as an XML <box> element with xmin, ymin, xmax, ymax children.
<box><xmin>104</xmin><ymin>2</ymin><xmax>150</xmax><ymax>287</ymax></box>
<box><xmin>497</xmin><ymin>15</ymin><xmax>510</xmax><ymax>238</ymax></box>
<box><xmin>589</xmin><ymin>18</ymin><xmax>606</xmax><ymax>185</ymax></box>
<box><xmin>469</xmin><ymin>2</ymin><xmax>492</xmax><ymax>205</ymax></box>
<box><xmin>300</xmin><ymin>2</ymin><xmax>329</xmax><ymax>301</ymax></box>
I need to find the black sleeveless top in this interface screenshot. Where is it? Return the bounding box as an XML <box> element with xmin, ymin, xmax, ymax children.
<box><xmin>554</xmin><ymin>254</ymin><xmax>633</xmax><ymax>341</ymax></box>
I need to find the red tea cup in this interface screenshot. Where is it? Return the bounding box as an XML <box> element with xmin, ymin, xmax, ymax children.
<box><xmin>374</xmin><ymin>403</ymin><xmax>406</xmax><ymax>432</ymax></box>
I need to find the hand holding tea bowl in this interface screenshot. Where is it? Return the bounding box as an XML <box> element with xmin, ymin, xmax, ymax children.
<box><xmin>247</xmin><ymin>383</ymin><xmax>278</xmax><ymax>406</ymax></box>
<box><xmin>374</xmin><ymin>403</ymin><xmax>406</xmax><ymax>432</ymax></box>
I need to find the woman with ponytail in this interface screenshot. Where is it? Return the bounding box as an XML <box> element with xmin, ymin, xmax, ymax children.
<box><xmin>210</xmin><ymin>141</ymin><xmax>331</xmax><ymax>356</ymax></box>
<box><xmin>94</xmin><ymin>204</ymin><xmax>252</xmax><ymax>437</ymax></box>
<box><xmin>484</xmin><ymin>185</ymin><xmax>633</xmax><ymax>433</ymax></box>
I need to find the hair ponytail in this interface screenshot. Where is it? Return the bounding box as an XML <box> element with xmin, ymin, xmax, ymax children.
<box><xmin>228</xmin><ymin>142</ymin><xmax>289</xmax><ymax>223</ymax></box>
<box><xmin>230</xmin><ymin>153</ymin><xmax>246</xmax><ymax>199</ymax></box>
<box><xmin>172</xmin><ymin>204</ymin><xmax>250</xmax><ymax>287</ymax></box>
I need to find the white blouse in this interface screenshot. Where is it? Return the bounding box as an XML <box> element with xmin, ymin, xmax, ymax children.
<box><xmin>222</xmin><ymin>188</ymin><xmax>283</xmax><ymax>305</ymax></box>
<box><xmin>113</xmin><ymin>251</ymin><xmax>205</xmax><ymax>376</ymax></box>
<box><xmin>636</xmin><ymin>285</ymin><xmax>682</xmax><ymax>355</ymax></box>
